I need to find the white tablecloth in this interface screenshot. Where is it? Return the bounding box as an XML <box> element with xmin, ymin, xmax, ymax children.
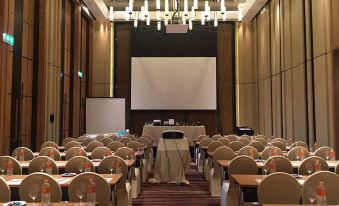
<box><xmin>151</xmin><ymin>138</ymin><xmax>191</xmax><ymax>183</ymax></box>
<box><xmin>142</xmin><ymin>125</ymin><xmax>206</xmax><ymax>146</ymax></box>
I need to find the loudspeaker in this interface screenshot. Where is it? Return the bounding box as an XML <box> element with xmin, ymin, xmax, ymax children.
<box><xmin>162</xmin><ymin>130</ymin><xmax>184</xmax><ymax>139</ymax></box>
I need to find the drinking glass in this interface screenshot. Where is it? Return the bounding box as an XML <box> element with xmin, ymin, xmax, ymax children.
<box><xmin>108</xmin><ymin>161</ymin><xmax>114</xmax><ymax>174</ymax></box>
<box><xmin>76</xmin><ymin>183</ymin><xmax>86</xmax><ymax>205</ymax></box>
<box><xmin>263</xmin><ymin>165</ymin><xmax>269</xmax><ymax>176</ymax></box>
<box><xmin>325</xmin><ymin>151</ymin><xmax>330</xmax><ymax>161</ymax></box>
<box><xmin>39</xmin><ymin>163</ymin><xmax>45</xmax><ymax>172</ymax></box>
<box><xmin>306</xmin><ymin>162</ymin><xmax>313</xmax><ymax>175</ymax></box>
<box><xmin>307</xmin><ymin>187</ymin><xmax>316</xmax><ymax>204</ymax></box>
<box><xmin>29</xmin><ymin>184</ymin><xmax>39</xmax><ymax>205</ymax></box>
<box><xmin>78</xmin><ymin>162</ymin><xmax>84</xmax><ymax>173</ymax></box>
<box><xmin>0</xmin><ymin>163</ymin><xmax>6</xmax><ymax>175</ymax></box>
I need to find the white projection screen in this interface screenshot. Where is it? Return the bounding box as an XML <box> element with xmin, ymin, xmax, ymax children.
<box><xmin>131</xmin><ymin>57</ymin><xmax>216</xmax><ymax>110</ymax></box>
<box><xmin>86</xmin><ymin>98</ymin><xmax>125</xmax><ymax>134</ymax></box>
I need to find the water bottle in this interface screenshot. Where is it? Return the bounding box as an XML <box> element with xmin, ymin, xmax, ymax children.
<box><xmin>316</xmin><ymin>181</ymin><xmax>327</xmax><ymax>205</ymax></box>
<box><xmin>87</xmin><ymin>178</ymin><xmax>96</xmax><ymax>203</ymax></box>
<box><xmin>314</xmin><ymin>160</ymin><xmax>321</xmax><ymax>172</ymax></box>
<box><xmin>7</xmin><ymin>160</ymin><xmax>13</xmax><ymax>175</ymax></box>
<box><xmin>19</xmin><ymin>149</ymin><xmax>25</xmax><ymax>161</ymax></box>
<box><xmin>116</xmin><ymin>161</ymin><xmax>122</xmax><ymax>174</ymax></box>
<box><xmin>41</xmin><ymin>179</ymin><xmax>51</xmax><ymax>205</ymax></box>
<box><xmin>330</xmin><ymin>149</ymin><xmax>336</xmax><ymax>161</ymax></box>
<box><xmin>49</xmin><ymin>149</ymin><xmax>55</xmax><ymax>160</ymax></box>
<box><xmin>248</xmin><ymin>149</ymin><xmax>254</xmax><ymax>159</ymax></box>
<box><xmin>46</xmin><ymin>160</ymin><xmax>53</xmax><ymax>175</ymax></box>
<box><xmin>84</xmin><ymin>161</ymin><xmax>91</xmax><ymax>172</ymax></box>
<box><xmin>269</xmin><ymin>159</ymin><xmax>276</xmax><ymax>173</ymax></box>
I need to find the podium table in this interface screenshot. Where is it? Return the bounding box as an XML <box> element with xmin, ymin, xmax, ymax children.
<box><xmin>151</xmin><ymin>137</ymin><xmax>191</xmax><ymax>184</ymax></box>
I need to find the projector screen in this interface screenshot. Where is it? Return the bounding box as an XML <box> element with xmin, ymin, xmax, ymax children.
<box><xmin>131</xmin><ymin>57</ymin><xmax>216</xmax><ymax>110</ymax></box>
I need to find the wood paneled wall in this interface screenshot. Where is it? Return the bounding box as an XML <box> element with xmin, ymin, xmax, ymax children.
<box><xmin>237</xmin><ymin>0</ymin><xmax>339</xmax><ymax>148</ymax></box>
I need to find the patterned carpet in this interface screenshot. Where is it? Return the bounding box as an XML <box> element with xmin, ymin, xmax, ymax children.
<box><xmin>132</xmin><ymin>163</ymin><xmax>220</xmax><ymax>206</ymax></box>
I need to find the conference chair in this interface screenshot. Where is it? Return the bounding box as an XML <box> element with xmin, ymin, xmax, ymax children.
<box><xmin>136</xmin><ymin>137</ymin><xmax>153</xmax><ymax>172</ymax></box>
<box><xmin>108</xmin><ymin>141</ymin><xmax>125</xmax><ymax>152</ymax></box>
<box><xmin>210</xmin><ymin>146</ymin><xmax>235</xmax><ymax>197</ymax></box>
<box><xmin>98</xmin><ymin>156</ymin><xmax>132</xmax><ymax>206</ymax></box>
<box><xmin>290</xmin><ymin>141</ymin><xmax>309</xmax><ymax>149</ymax></box>
<box><xmin>238</xmin><ymin>137</ymin><xmax>251</xmax><ymax>145</ymax></box>
<box><xmin>255</xmin><ymin>135</ymin><xmax>266</xmax><ymax>139</ymax></box>
<box><xmin>271</xmin><ymin>137</ymin><xmax>286</xmax><ymax>144</ymax></box>
<box><xmin>62</xmin><ymin>137</ymin><xmax>75</xmax><ymax>146</ymax></box>
<box><xmin>19</xmin><ymin>173</ymin><xmax>62</xmax><ymax>202</ymax></box>
<box><xmin>205</xmin><ymin>141</ymin><xmax>224</xmax><ymax>181</ymax></box>
<box><xmin>218</xmin><ymin>137</ymin><xmax>231</xmax><ymax>147</ymax></box>
<box><xmin>271</xmin><ymin>140</ymin><xmax>287</xmax><ymax>151</ymax></box>
<box><xmin>314</xmin><ymin>146</ymin><xmax>334</xmax><ymax>160</ymax></box>
<box><xmin>91</xmin><ymin>146</ymin><xmax>112</xmax><ymax>159</ymax></box>
<box><xmin>95</xmin><ymin>134</ymin><xmax>106</xmax><ymax>142</ymax></box>
<box><xmin>40</xmin><ymin>141</ymin><xmax>59</xmax><ymax>150</ymax></box>
<box><xmin>263</xmin><ymin>156</ymin><xmax>293</xmax><ymax>174</ymax></box>
<box><xmin>86</xmin><ymin>141</ymin><xmax>103</xmax><ymax>152</ymax></box>
<box><xmin>115</xmin><ymin>147</ymin><xmax>140</xmax><ymax>198</ymax></box>
<box><xmin>253</xmin><ymin>137</ymin><xmax>268</xmax><ymax>146</ymax></box>
<box><xmin>109</xmin><ymin>134</ymin><xmax>119</xmax><ymax>141</ymax></box>
<box><xmin>228</xmin><ymin>141</ymin><xmax>245</xmax><ymax>152</ymax></box>
<box><xmin>287</xmin><ymin>146</ymin><xmax>310</xmax><ymax>161</ymax></box>
<box><xmin>0</xmin><ymin>176</ymin><xmax>10</xmax><ymax>202</ymax></box>
<box><xmin>238</xmin><ymin>146</ymin><xmax>260</xmax><ymax>160</ymax></box>
<box><xmin>76</xmin><ymin>135</ymin><xmax>89</xmax><ymax>143</ymax></box>
<box><xmin>257</xmin><ymin>172</ymin><xmax>302</xmax><ymax>205</ymax></box>
<box><xmin>68</xmin><ymin>172</ymin><xmax>112</xmax><ymax>205</ymax></box>
<box><xmin>127</xmin><ymin>141</ymin><xmax>148</xmax><ymax>182</ymax></box>
<box><xmin>65</xmin><ymin>156</ymin><xmax>95</xmax><ymax>174</ymax></box>
<box><xmin>240</xmin><ymin>135</ymin><xmax>252</xmax><ymax>141</ymax></box>
<box><xmin>28</xmin><ymin>156</ymin><xmax>58</xmax><ymax>174</ymax></box>
<box><xmin>336</xmin><ymin>162</ymin><xmax>339</xmax><ymax>175</ymax></box>
<box><xmin>211</xmin><ymin>135</ymin><xmax>223</xmax><ymax>141</ymax></box>
<box><xmin>65</xmin><ymin>147</ymin><xmax>88</xmax><ymax>160</ymax></box>
<box><xmin>221</xmin><ymin>156</ymin><xmax>258</xmax><ymax>206</ymax></box>
<box><xmin>119</xmin><ymin>137</ymin><xmax>133</xmax><ymax>146</ymax></box>
<box><xmin>194</xmin><ymin>135</ymin><xmax>209</xmax><ymax>165</ymax></box>
<box><xmin>100</xmin><ymin>137</ymin><xmax>114</xmax><ymax>146</ymax></box>
<box><xmin>64</xmin><ymin>141</ymin><xmax>81</xmax><ymax>151</ymax></box>
<box><xmin>302</xmin><ymin>171</ymin><xmax>339</xmax><ymax>204</ymax></box>
<box><xmin>261</xmin><ymin>146</ymin><xmax>284</xmax><ymax>160</ymax></box>
<box><xmin>198</xmin><ymin>138</ymin><xmax>213</xmax><ymax>173</ymax></box>
<box><xmin>39</xmin><ymin>147</ymin><xmax>61</xmax><ymax>161</ymax></box>
<box><xmin>0</xmin><ymin>156</ymin><xmax>22</xmax><ymax>175</ymax></box>
<box><xmin>298</xmin><ymin>156</ymin><xmax>329</xmax><ymax>175</ymax></box>
<box><xmin>82</xmin><ymin>137</ymin><xmax>95</xmax><ymax>146</ymax></box>
<box><xmin>126</xmin><ymin>134</ymin><xmax>137</xmax><ymax>140</ymax></box>
<box><xmin>248</xmin><ymin>140</ymin><xmax>265</xmax><ymax>152</ymax></box>
<box><xmin>226</xmin><ymin>135</ymin><xmax>238</xmax><ymax>142</ymax></box>
<box><xmin>12</xmin><ymin>147</ymin><xmax>34</xmax><ymax>161</ymax></box>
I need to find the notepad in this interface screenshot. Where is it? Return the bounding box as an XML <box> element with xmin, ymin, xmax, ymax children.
<box><xmin>105</xmin><ymin>178</ymin><xmax>112</xmax><ymax>183</ymax></box>
<box><xmin>7</xmin><ymin>179</ymin><xmax>23</xmax><ymax>185</ymax></box>
<box><xmin>56</xmin><ymin>178</ymin><xmax>70</xmax><ymax>184</ymax></box>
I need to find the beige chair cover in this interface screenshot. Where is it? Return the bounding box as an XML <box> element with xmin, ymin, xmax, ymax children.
<box><xmin>238</xmin><ymin>146</ymin><xmax>260</xmax><ymax>159</ymax></box>
<box><xmin>0</xmin><ymin>176</ymin><xmax>10</xmax><ymax>202</ymax></box>
<box><xmin>314</xmin><ymin>146</ymin><xmax>333</xmax><ymax>160</ymax></box>
<box><xmin>248</xmin><ymin>141</ymin><xmax>265</xmax><ymax>152</ymax></box>
<box><xmin>263</xmin><ymin>156</ymin><xmax>293</xmax><ymax>174</ymax></box>
<box><xmin>28</xmin><ymin>156</ymin><xmax>58</xmax><ymax>174</ymax></box>
<box><xmin>39</xmin><ymin>147</ymin><xmax>61</xmax><ymax>161</ymax></box>
<box><xmin>64</xmin><ymin>141</ymin><xmax>81</xmax><ymax>151</ymax></box>
<box><xmin>62</xmin><ymin>137</ymin><xmax>75</xmax><ymax>146</ymax></box>
<box><xmin>65</xmin><ymin>156</ymin><xmax>95</xmax><ymax>173</ymax></box>
<box><xmin>12</xmin><ymin>147</ymin><xmax>34</xmax><ymax>161</ymax></box>
<box><xmin>40</xmin><ymin>141</ymin><xmax>59</xmax><ymax>150</ymax></box>
<box><xmin>271</xmin><ymin>140</ymin><xmax>287</xmax><ymax>151</ymax></box>
<box><xmin>290</xmin><ymin>141</ymin><xmax>308</xmax><ymax>149</ymax></box>
<box><xmin>298</xmin><ymin>156</ymin><xmax>329</xmax><ymax>175</ymax></box>
<box><xmin>228</xmin><ymin>141</ymin><xmax>245</xmax><ymax>152</ymax></box>
<box><xmin>261</xmin><ymin>146</ymin><xmax>284</xmax><ymax>160</ymax></box>
<box><xmin>65</xmin><ymin>147</ymin><xmax>88</xmax><ymax>160</ymax></box>
<box><xmin>86</xmin><ymin>141</ymin><xmax>104</xmax><ymax>152</ymax></box>
<box><xmin>0</xmin><ymin>156</ymin><xmax>22</xmax><ymax>175</ymax></box>
<box><xmin>287</xmin><ymin>146</ymin><xmax>310</xmax><ymax>161</ymax></box>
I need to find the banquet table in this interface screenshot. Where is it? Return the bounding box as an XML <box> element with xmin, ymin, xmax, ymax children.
<box><xmin>151</xmin><ymin>137</ymin><xmax>191</xmax><ymax>184</ymax></box>
<box><xmin>33</xmin><ymin>151</ymin><xmax>144</xmax><ymax>160</ymax></box>
<box><xmin>142</xmin><ymin>125</ymin><xmax>206</xmax><ymax>146</ymax></box>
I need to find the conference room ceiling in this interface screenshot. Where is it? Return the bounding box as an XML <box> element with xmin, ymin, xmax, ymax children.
<box><xmin>103</xmin><ymin>0</ymin><xmax>246</xmax><ymax>11</ymax></box>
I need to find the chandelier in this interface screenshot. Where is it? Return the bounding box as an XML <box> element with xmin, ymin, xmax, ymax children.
<box><xmin>108</xmin><ymin>0</ymin><xmax>244</xmax><ymax>30</ymax></box>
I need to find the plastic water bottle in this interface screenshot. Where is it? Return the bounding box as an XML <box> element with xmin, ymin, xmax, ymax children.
<box><xmin>87</xmin><ymin>178</ymin><xmax>96</xmax><ymax>203</ymax></box>
<box><xmin>269</xmin><ymin>159</ymin><xmax>276</xmax><ymax>173</ymax></box>
<box><xmin>316</xmin><ymin>181</ymin><xmax>327</xmax><ymax>205</ymax></box>
<box><xmin>49</xmin><ymin>149</ymin><xmax>55</xmax><ymax>160</ymax></box>
<box><xmin>84</xmin><ymin>161</ymin><xmax>91</xmax><ymax>172</ymax></box>
<box><xmin>19</xmin><ymin>149</ymin><xmax>25</xmax><ymax>161</ymax></box>
<box><xmin>7</xmin><ymin>160</ymin><xmax>13</xmax><ymax>175</ymax></box>
<box><xmin>46</xmin><ymin>160</ymin><xmax>53</xmax><ymax>175</ymax></box>
<box><xmin>330</xmin><ymin>149</ymin><xmax>336</xmax><ymax>161</ymax></box>
<box><xmin>41</xmin><ymin>179</ymin><xmax>51</xmax><ymax>205</ymax></box>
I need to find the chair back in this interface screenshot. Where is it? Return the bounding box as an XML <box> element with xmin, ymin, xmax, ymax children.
<box><xmin>98</xmin><ymin>156</ymin><xmax>128</xmax><ymax>187</ymax></box>
<box><xmin>39</xmin><ymin>147</ymin><xmax>61</xmax><ymax>161</ymax></box>
<box><xmin>261</xmin><ymin>146</ymin><xmax>284</xmax><ymax>160</ymax></box>
<box><xmin>28</xmin><ymin>156</ymin><xmax>58</xmax><ymax>174</ymax></box>
<box><xmin>238</xmin><ymin>146</ymin><xmax>260</xmax><ymax>159</ymax></box>
<box><xmin>302</xmin><ymin>171</ymin><xmax>339</xmax><ymax>204</ymax></box>
<box><xmin>12</xmin><ymin>147</ymin><xmax>34</xmax><ymax>161</ymax></box>
<box><xmin>62</xmin><ymin>137</ymin><xmax>75</xmax><ymax>146</ymax></box>
<box><xmin>314</xmin><ymin>146</ymin><xmax>334</xmax><ymax>160</ymax></box>
<box><xmin>19</xmin><ymin>173</ymin><xmax>62</xmax><ymax>202</ymax></box>
<box><xmin>248</xmin><ymin>141</ymin><xmax>265</xmax><ymax>152</ymax></box>
<box><xmin>195</xmin><ymin>135</ymin><xmax>208</xmax><ymax>142</ymax></box>
<box><xmin>211</xmin><ymin>135</ymin><xmax>223</xmax><ymax>141</ymax></box>
<box><xmin>298</xmin><ymin>156</ymin><xmax>329</xmax><ymax>175</ymax></box>
<box><xmin>76</xmin><ymin>135</ymin><xmax>89</xmax><ymax>143</ymax></box>
<box><xmin>287</xmin><ymin>146</ymin><xmax>310</xmax><ymax>161</ymax></box>
<box><xmin>127</xmin><ymin>141</ymin><xmax>143</xmax><ymax>152</ymax></box>
<box><xmin>290</xmin><ymin>141</ymin><xmax>308</xmax><ymax>149</ymax></box>
<box><xmin>238</xmin><ymin>137</ymin><xmax>250</xmax><ymax>145</ymax></box>
<box><xmin>0</xmin><ymin>176</ymin><xmax>10</xmax><ymax>202</ymax></box>
<box><xmin>228</xmin><ymin>155</ymin><xmax>258</xmax><ymax>174</ymax></box>
<box><xmin>119</xmin><ymin>137</ymin><xmax>133</xmax><ymax>146</ymax></box>
<box><xmin>100</xmin><ymin>137</ymin><xmax>113</xmax><ymax>146</ymax></box>
<box><xmin>64</xmin><ymin>141</ymin><xmax>81</xmax><ymax>151</ymax></box>
<box><xmin>199</xmin><ymin>138</ymin><xmax>213</xmax><ymax>147</ymax></box>
<box><xmin>207</xmin><ymin>141</ymin><xmax>224</xmax><ymax>154</ymax></box>
<box><xmin>108</xmin><ymin>135</ymin><xmax>119</xmax><ymax>141</ymax></box>
<box><xmin>91</xmin><ymin>147</ymin><xmax>112</xmax><ymax>159</ymax></box>
<box><xmin>228</xmin><ymin>141</ymin><xmax>245</xmax><ymax>152</ymax></box>
<box><xmin>135</xmin><ymin>137</ymin><xmax>149</xmax><ymax>148</ymax></box>
<box><xmin>226</xmin><ymin>135</ymin><xmax>238</xmax><ymax>142</ymax></box>
<box><xmin>82</xmin><ymin>137</ymin><xmax>95</xmax><ymax>146</ymax></box>
<box><xmin>95</xmin><ymin>134</ymin><xmax>106</xmax><ymax>142</ymax></box>
<box><xmin>68</xmin><ymin>172</ymin><xmax>112</xmax><ymax>204</ymax></box>
<box><xmin>271</xmin><ymin>140</ymin><xmax>287</xmax><ymax>151</ymax></box>
<box><xmin>240</xmin><ymin>135</ymin><xmax>252</xmax><ymax>141</ymax></box>
<box><xmin>115</xmin><ymin>147</ymin><xmax>136</xmax><ymax>160</ymax></box>
<box><xmin>86</xmin><ymin>141</ymin><xmax>103</xmax><ymax>152</ymax></box>
<box><xmin>108</xmin><ymin>141</ymin><xmax>125</xmax><ymax>152</ymax></box>
<box><xmin>213</xmin><ymin>146</ymin><xmax>235</xmax><ymax>160</ymax></box>
<box><xmin>264</xmin><ymin>156</ymin><xmax>293</xmax><ymax>174</ymax></box>
<box><xmin>271</xmin><ymin>138</ymin><xmax>286</xmax><ymax>144</ymax></box>
<box><xmin>0</xmin><ymin>156</ymin><xmax>22</xmax><ymax>175</ymax></box>
<box><xmin>253</xmin><ymin>137</ymin><xmax>268</xmax><ymax>146</ymax></box>
<box><xmin>41</xmin><ymin>141</ymin><xmax>59</xmax><ymax>150</ymax></box>
<box><xmin>218</xmin><ymin>137</ymin><xmax>231</xmax><ymax>146</ymax></box>
<box><xmin>65</xmin><ymin>147</ymin><xmax>88</xmax><ymax>160</ymax></box>
<box><xmin>65</xmin><ymin>156</ymin><xmax>95</xmax><ymax>174</ymax></box>
<box><xmin>257</xmin><ymin>172</ymin><xmax>301</xmax><ymax>205</ymax></box>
